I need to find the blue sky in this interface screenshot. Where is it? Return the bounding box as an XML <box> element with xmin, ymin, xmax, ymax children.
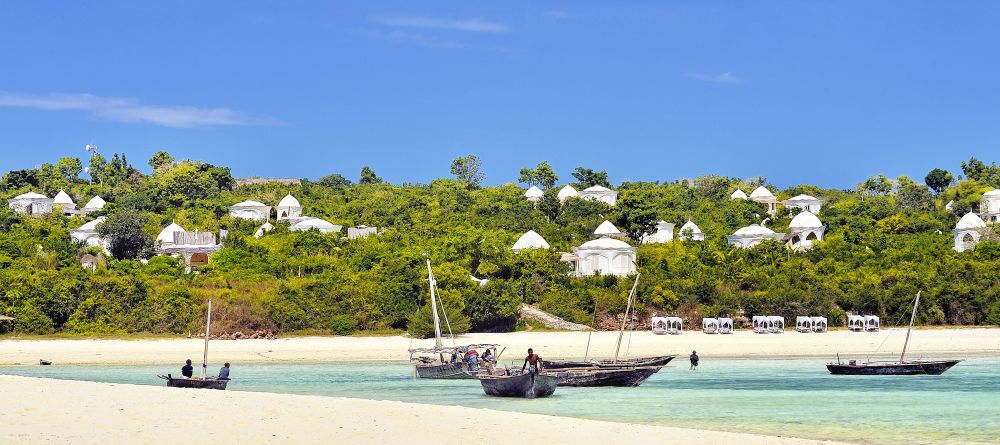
<box><xmin>1</xmin><ymin>1</ymin><xmax>999</xmax><ymax>189</ymax></box>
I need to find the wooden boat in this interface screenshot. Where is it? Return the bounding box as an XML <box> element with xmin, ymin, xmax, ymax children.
<box><xmin>545</xmin><ymin>366</ymin><xmax>663</xmax><ymax>387</ymax></box>
<box><xmin>828</xmin><ymin>291</ymin><xmax>961</xmax><ymax>376</ymax></box>
<box><xmin>160</xmin><ymin>299</ymin><xmax>229</xmax><ymax>390</ymax></box>
<box><xmin>409</xmin><ymin>257</ymin><xmax>497</xmax><ymax>379</ymax></box>
<box><xmin>542</xmin><ymin>354</ymin><xmax>675</xmax><ymax>370</ymax></box>
<box><xmin>479</xmin><ymin>372</ymin><xmax>558</xmax><ymax>398</ymax></box>
<box><xmin>39</xmin><ymin>359</ymin><xmax>52</xmax><ymax>366</ymax></box>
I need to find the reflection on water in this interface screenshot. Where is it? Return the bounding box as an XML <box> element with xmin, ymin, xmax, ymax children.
<box><xmin>3</xmin><ymin>357</ymin><xmax>998</xmax><ymax>445</ymax></box>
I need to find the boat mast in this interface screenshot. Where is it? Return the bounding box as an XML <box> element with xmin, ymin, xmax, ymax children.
<box><xmin>613</xmin><ymin>274</ymin><xmax>640</xmax><ymax>363</ymax></box>
<box><xmin>900</xmin><ymin>291</ymin><xmax>921</xmax><ymax>363</ymax></box>
<box><xmin>426</xmin><ymin>258</ymin><xmax>444</xmax><ymax>349</ymax></box>
<box><xmin>202</xmin><ymin>299</ymin><xmax>212</xmax><ymax>379</ymax></box>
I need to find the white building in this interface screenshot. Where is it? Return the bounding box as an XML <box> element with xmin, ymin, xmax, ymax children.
<box><xmin>568</xmin><ymin>222</ymin><xmax>637</xmax><ymax>277</ymax></box>
<box><xmin>276</xmin><ymin>194</ymin><xmax>303</xmax><ymax>221</ymax></box>
<box><xmin>594</xmin><ymin>220</ymin><xmax>624</xmax><ymax>238</ymax></box>
<box><xmin>158</xmin><ymin>229</ymin><xmax>223</xmax><ymax>273</ymax></box>
<box><xmin>981</xmin><ymin>189</ymin><xmax>1000</xmax><ymax>223</ymax></box>
<box><xmin>954</xmin><ymin>212</ymin><xmax>988</xmax><ymax>252</ymax></box>
<box><xmin>557</xmin><ymin>185</ymin><xmax>578</xmax><ymax>204</ymax></box>
<box><xmin>749</xmin><ymin>186</ymin><xmax>779</xmax><ymax>215</ymax></box>
<box><xmin>52</xmin><ymin>190</ymin><xmax>76</xmax><ymax>214</ymax></box>
<box><xmin>727</xmin><ymin>224</ymin><xmax>785</xmax><ymax>249</ymax></box>
<box><xmin>229</xmin><ymin>200</ymin><xmax>271</xmax><ymax>221</ymax></box>
<box><xmin>156</xmin><ymin>222</ymin><xmax>187</xmax><ymax>248</ymax></box>
<box><xmin>787</xmin><ymin>211</ymin><xmax>825</xmax><ymax>251</ymax></box>
<box><xmin>678</xmin><ymin>220</ymin><xmax>704</xmax><ymax>241</ymax></box>
<box><xmin>347</xmin><ymin>225</ymin><xmax>378</xmax><ymax>239</ymax></box>
<box><xmin>7</xmin><ymin>192</ymin><xmax>53</xmax><ymax>216</ymax></box>
<box><xmin>254</xmin><ymin>222</ymin><xmax>274</xmax><ymax>239</ymax></box>
<box><xmin>578</xmin><ymin>185</ymin><xmax>618</xmax><ymax>206</ymax></box>
<box><xmin>524</xmin><ymin>186</ymin><xmax>544</xmax><ymax>203</ymax></box>
<box><xmin>290</xmin><ymin>217</ymin><xmax>341</xmax><ymax>234</ymax></box>
<box><xmin>642</xmin><ymin>220</ymin><xmax>675</xmax><ymax>244</ymax></box>
<box><xmin>81</xmin><ymin>196</ymin><xmax>106</xmax><ymax>214</ymax></box>
<box><xmin>785</xmin><ymin>194</ymin><xmax>823</xmax><ymax>214</ymax></box>
<box><xmin>512</xmin><ymin>230</ymin><xmax>550</xmax><ymax>252</ymax></box>
<box><xmin>70</xmin><ymin>216</ymin><xmax>109</xmax><ymax>252</ymax></box>
<box><xmin>730</xmin><ymin>189</ymin><xmax>748</xmax><ymax>200</ymax></box>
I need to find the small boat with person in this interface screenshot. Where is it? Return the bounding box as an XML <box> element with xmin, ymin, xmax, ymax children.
<box><xmin>158</xmin><ymin>299</ymin><xmax>229</xmax><ymax>390</ymax></box>
<box><xmin>827</xmin><ymin>291</ymin><xmax>961</xmax><ymax>376</ymax></box>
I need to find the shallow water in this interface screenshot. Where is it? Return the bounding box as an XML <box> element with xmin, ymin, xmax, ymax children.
<box><xmin>3</xmin><ymin>356</ymin><xmax>998</xmax><ymax>444</ymax></box>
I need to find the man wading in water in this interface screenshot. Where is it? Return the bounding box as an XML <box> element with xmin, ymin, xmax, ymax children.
<box><xmin>521</xmin><ymin>348</ymin><xmax>542</xmax><ymax>374</ymax></box>
<box><xmin>689</xmin><ymin>351</ymin><xmax>699</xmax><ymax>370</ymax></box>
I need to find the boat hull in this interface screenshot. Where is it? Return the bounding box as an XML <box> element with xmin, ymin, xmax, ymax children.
<box><xmin>827</xmin><ymin>360</ymin><xmax>961</xmax><ymax>375</ymax></box>
<box><xmin>479</xmin><ymin>373</ymin><xmax>558</xmax><ymax>398</ymax></box>
<box><xmin>542</xmin><ymin>355</ymin><xmax>675</xmax><ymax>370</ymax></box>
<box><xmin>547</xmin><ymin>366</ymin><xmax>662</xmax><ymax>387</ymax></box>
<box><xmin>160</xmin><ymin>375</ymin><xmax>229</xmax><ymax>390</ymax></box>
<box><xmin>414</xmin><ymin>362</ymin><xmax>475</xmax><ymax>379</ymax></box>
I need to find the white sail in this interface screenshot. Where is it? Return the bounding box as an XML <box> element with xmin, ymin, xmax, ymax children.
<box><xmin>426</xmin><ymin>259</ymin><xmax>443</xmax><ymax>349</ymax></box>
<box><xmin>202</xmin><ymin>299</ymin><xmax>212</xmax><ymax>378</ymax></box>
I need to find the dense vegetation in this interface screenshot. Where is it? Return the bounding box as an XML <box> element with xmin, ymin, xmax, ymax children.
<box><xmin>1</xmin><ymin>152</ymin><xmax>999</xmax><ymax>336</ymax></box>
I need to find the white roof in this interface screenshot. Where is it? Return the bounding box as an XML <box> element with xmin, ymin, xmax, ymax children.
<box><xmin>524</xmin><ymin>186</ymin><xmax>544</xmax><ymax>199</ymax></box>
<box><xmin>594</xmin><ymin>220</ymin><xmax>622</xmax><ymax>236</ymax></box>
<box><xmin>679</xmin><ymin>220</ymin><xmax>702</xmax><ymax>234</ymax></box>
<box><xmin>277</xmin><ymin>194</ymin><xmax>301</xmax><ymax>208</ymax></box>
<box><xmin>157</xmin><ymin>222</ymin><xmax>186</xmax><ymax>244</ymax></box>
<box><xmin>12</xmin><ymin>192</ymin><xmax>48</xmax><ymax>200</ymax></box>
<box><xmin>643</xmin><ymin>221</ymin><xmax>675</xmax><ymax>244</ymax></box>
<box><xmin>983</xmin><ymin>189</ymin><xmax>1000</xmax><ymax>198</ymax></box>
<box><xmin>231</xmin><ymin>200</ymin><xmax>268</xmax><ymax>208</ymax></box>
<box><xmin>731</xmin><ymin>189</ymin><xmax>748</xmax><ymax>199</ymax></box>
<box><xmin>847</xmin><ymin>315</ymin><xmax>865</xmax><ymax>321</ymax></box>
<box><xmin>83</xmin><ymin>196</ymin><xmax>106</xmax><ymax>210</ymax></box>
<box><xmin>789</xmin><ymin>211</ymin><xmax>823</xmax><ymax>229</ymax></box>
<box><xmin>512</xmin><ymin>230</ymin><xmax>550</xmax><ymax>251</ymax></box>
<box><xmin>733</xmin><ymin>224</ymin><xmax>776</xmax><ymax>236</ymax></box>
<box><xmin>579</xmin><ymin>237</ymin><xmax>633</xmax><ymax>250</ymax></box>
<box><xmin>76</xmin><ymin>216</ymin><xmax>106</xmax><ymax>232</ymax></box>
<box><xmin>787</xmin><ymin>194</ymin><xmax>820</xmax><ymax>202</ymax></box>
<box><xmin>864</xmin><ymin>315</ymin><xmax>880</xmax><ymax>321</ymax></box>
<box><xmin>291</xmin><ymin>218</ymin><xmax>338</xmax><ymax>231</ymax></box>
<box><xmin>53</xmin><ymin>190</ymin><xmax>74</xmax><ymax>205</ymax></box>
<box><xmin>956</xmin><ymin>212</ymin><xmax>987</xmax><ymax>230</ymax></box>
<box><xmin>557</xmin><ymin>185</ymin><xmax>578</xmax><ymax>199</ymax></box>
<box><xmin>749</xmin><ymin>186</ymin><xmax>774</xmax><ymax>199</ymax></box>
<box><xmin>583</xmin><ymin>185</ymin><xmax>613</xmax><ymax>193</ymax></box>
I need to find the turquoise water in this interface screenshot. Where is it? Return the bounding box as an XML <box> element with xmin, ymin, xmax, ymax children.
<box><xmin>3</xmin><ymin>356</ymin><xmax>998</xmax><ymax>445</ymax></box>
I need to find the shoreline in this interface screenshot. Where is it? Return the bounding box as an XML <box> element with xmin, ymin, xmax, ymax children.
<box><xmin>0</xmin><ymin>375</ymin><xmax>855</xmax><ymax>445</ymax></box>
<box><xmin>2</xmin><ymin>328</ymin><xmax>998</xmax><ymax>365</ymax></box>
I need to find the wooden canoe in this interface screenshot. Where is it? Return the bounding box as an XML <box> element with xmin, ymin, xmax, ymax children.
<box><xmin>479</xmin><ymin>372</ymin><xmax>558</xmax><ymax>398</ymax></box>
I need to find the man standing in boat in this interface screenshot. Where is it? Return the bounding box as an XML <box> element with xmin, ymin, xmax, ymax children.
<box><xmin>182</xmin><ymin>359</ymin><xmax>194</xmax><ymax>378</ymax></box>
<box><xmin>689</xmin><ymin>351</ymin><xmax>699</xmax><ymax>370</ymax></box>
<box><xmin>521</xmin><ymin>348</ymin><xmax>542</xmax><ymax>374</ymax></box>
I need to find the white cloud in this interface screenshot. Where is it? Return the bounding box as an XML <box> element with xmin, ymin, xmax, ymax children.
<box><xmin>0</xmin><ymin>92</ymin><xmax>277</xmax><ymax>128</ymax></box>
<box><xmin>687</xmin><ymin>72</ymin><xmax>743</xmax><ymax>84</ymax></box>
<box><xmin>375</xmin><ymin>16</ymin><xmax>507</xmax><ymax>33</ymax></box>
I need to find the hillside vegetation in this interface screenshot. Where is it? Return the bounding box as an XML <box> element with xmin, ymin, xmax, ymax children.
<box><xmin>2</xmin><ymin>152</ymin><xmax>999</xmax><ymax>336</ymax></box>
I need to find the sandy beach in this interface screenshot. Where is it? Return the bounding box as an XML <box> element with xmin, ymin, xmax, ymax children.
<box><xmin>0</xmin><ymin>375</ymin><xmax>854</xmax><ymax>445</ymax></box>
<box><xmin>2</xmin><ymin>328</ymin><xmax>998</xmax><ymax>366</ymax></box>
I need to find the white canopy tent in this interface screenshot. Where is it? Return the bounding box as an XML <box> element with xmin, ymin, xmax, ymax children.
<box><xmin>702</xmin><ymin>318</ymin><xmax>719</xmax><ymax>334</ymax></box>
<box><xmin>768</xmin><ymin>316</ymin><xmax>785</xmax><ymax>333</ymax></box>
<box><xmin>795</xmin><ymin>316</ymin><xmax>813</xmax><ymax>333</ymax></box>
<box><xmin>717</xmin><ymin>317</ymin><xmax>734</xmax><ymax>334</ymax></box>
<box><xmin>651</xmin><ymin>316</ymin><xmax>669</xmax><ymax>335</ymax></box>
<box><xmin>847</xmin><ymin>315</ymin><xmax>865</xmax><ymax>331</ymax></box>
<box><xmin>864</xmin><ymin>315</ymin><xmax>881</xmax><ymax>331</ymax></box>
<box><xmin>752</xmin><ymin>316</ymin><xmax>770</xmax><ymax>334</ymax></box>
<box><xmin>811</xmin><ymin>316</ymin><xmax>828</xmax><ymax>333</ymax></box>
<box><xmin>663</xmin><ymin>316</ymin><xmax>683</xmax><ymax>334</ymax></box>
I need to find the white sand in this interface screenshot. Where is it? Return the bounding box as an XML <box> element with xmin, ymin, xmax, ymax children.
<box><xmin>2</xmin><ymin>328</ymin><xmax>997</xmax><ymax>365</ymax></box>
<box><xmin>0</xmin><ymin>375</ymin><xmax>854</xmax><ymax>445</ymax></box>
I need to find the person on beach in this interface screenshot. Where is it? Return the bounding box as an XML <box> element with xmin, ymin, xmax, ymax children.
<box><xmin>521</xmin><ymin>348</ymin><xmax>542</xmax><ymax>374</ymax></box>
<box><xmin>218</xmin><ymin>362</ymin><xmax>231</xmax><ymax>380</ymax></box>
<box><xmin>181</xmin><ymin>359</ymin><xmax>194</xmax><ymax>378</ymax></box>
<box><xmin>689</xmin><ymin>351</ymin><xmax>699</xmax><ymax>370</ymax></box>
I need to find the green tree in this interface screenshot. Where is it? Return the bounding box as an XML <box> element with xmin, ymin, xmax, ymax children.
<box><xmin>359</xmin><ymin>166</ymin><xmax>382</xmax><ymax>184</ymax></box>
<box><xmin>857</xmin><ymin>174</ymin><xmax>892</xmax><ymax>197</ymax></box>
<box><xmin>571</xmin><ymin>167</ymin><xmax>611</xmax><ymax>188</ymax></box>
<box><xmin>148</xmin><ymin>151</ymin><xmax>175</xmax><ymax>171</ymax></box>
<box><xmin>97</xmin><ymin>210</ymin><xmax>154</xmax><ymax>260</ymax></box>
<box><xmin>55</xmin><ymin>157</ymin><xmax>83</xmax><ymax>183</ymax></box>
<box><xmin>518</xmin><ymin>161</ymin><xmax>558</xmax><ymax>189</ymax></box>
<box><xmin>87</xmin><ymin>153</ymin><xmax>108</xmax><ymax>184</ymax></box>
<box><xmin>317</xmin><ymin>173</ymin><xmax>352</xmax><ymax>187</ymax></box>
<box><xmin>924</xmin><ymin>168</ymin><xmax>953</xmax><ymax>194</ymax></box>
<box><xmin>450</xmin><ymin>154</ymin><xmax>485</xmax><ymax>189</ymax></box>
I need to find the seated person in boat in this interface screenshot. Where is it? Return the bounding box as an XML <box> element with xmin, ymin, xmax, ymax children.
<box><xmin>521</xmin><ymin>348</ymin><xmax>542</xmax><ymax>374</ymax></box>
<box><xmin>182</xmin><ymin>359</ymin><xmax>194</xmax><ymax>378</ymax></box>
<box><xmin>218</xmin><ymin>362</ymin><xmax>231</xmax><ymax>380</ymax></box>
<box><xmin>465</xmin><ymin>348</ymin><xmax>479</xmax><ymax>371</ymax></box>
<box><xmin>481</xmin><ymin>348</ymin><xmax>496</xmax><ymax>373</ymax></box>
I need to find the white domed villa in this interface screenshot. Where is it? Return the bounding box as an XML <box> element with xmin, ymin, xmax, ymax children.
<box><xmin>557</xmin><ymin>185</ymin><xmax>578</xmax><ymax>203</ymax></box>
<box><xmin>524</xmin><ymin>186</ymin><xmax>544</xmax><ymax>203</ymax></box>
<box><xmin>565</xmin><ymin>221</ymin><xmax>636</xmax><ymax>277</ymax></box>
<box><xmin>727</xmin><ymin>224</ymin><xmax>785</xmax><ymax>249</ymax></box>
<box><xmin>70</xmin><ymin>216</ymin><xmax>109</xmax><ymax>251</ymax></box>
<box><xmin>512</xmin><ymin>230</ymin><xmax>550</xmax><ymax>252</ymax></box>
<box><xmin>156</xmin><ymin>222</ymin><xmax>223</xmax><ymax>273</ymax></box>
<box><xmin>784</xmin><ymin>194</ymin><xmax>823</xmax><ymax>214</ymax></box>
<box><xmin>954</xmin><ymin>212</ymin><xmax>988</xmax><ymax>252</ymax></box>
<box><xmin>678</xmin><ymin>220</ymin><xmax>704</xmax><ymax>241</ymax></box>
<box><xmin>730</xmin><ymin>189</ymin><xmax>748</xmax><ymax>200</ymax></box>
<box><xmin>276</xmin><ymin>194</ymin><xmax>303</xmax><ymax>221</ymax></box>
<box><xmin>594</xmin><ymin>220</ymin><xmax>624</xmax><ymax>237</ymax></box>
<box><xmin>156</xmin><ymin>221</ymin><xmax>187</xmax><ymax>248</ymax></box>
<box><xmin>749</xmin><ymin>186</ymin><xmax>779</xmax><ymax>215</ymax></box>
<box><xmin>290</xmin><ymin>217</ymin><xmax>341</xmax><ymax>234</ymax></box>
<box><xmin>982</xmin><ymin>189</ymin><xmax>1000</xmax><ymax>223</ymax></box>
<box><xmin>787</xmin><ymin>211</ymin><xmax>825</xmax><ymax>251</ymax></box>
<box><xmin>228</xmin><ymin>200</ymin><xmax>271</xmax><ymax>221</ymax></box>
<box><xmin>53</xmin><ymin>190</ymin><xmax>76</xmax><ymax>214</ymax></box>
<box><xmin>642</xmin><ymin>221</ymin><xmax>675</xmax><ymax>244</ymax></box>
<box><xmin>7</xmin><ymin>192</ymin><xmax>53</xmax><ymax>216</ymax></box>
<box><xmin>81</xmin><ymin>196</ymin><xmax>106</xmax><ymax>214</ymax></box>
<box><xmin>578</xmin><ymin>185</ymin><xmax>618</xmax><ymax>206</ymax></box>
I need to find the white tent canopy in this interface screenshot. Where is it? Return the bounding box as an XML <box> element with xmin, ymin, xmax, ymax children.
<box><xmin>717</xmin><ymin>317</ymin><xmax>734</xmax><ymax>334</ymax></box>
<box><xmin>752</xmin><ymin>316</ymin><xmax>770</xmax><ymax>333</ymax></box>
<box><xmin>795</xmin><ymin>316</ymin><xmax>813</xmax><ymax>332</ymax></box>
<box><xmin>702</xmin><ymin>318</ymin><xmax>719</xmax><ymax>334</ymax></box>
<box><xmin>768</xmin><ymin>316</ymin><xmax>785</xmax><ymax>333</ymax></box>
<box><xmin>847</xmin><ymin>315</ymin><xmax>865</xmax><ymax>331</ymax></box>
<box><xmin>811</xmin><ymin>316</ymin><xmax>828</xmax><ymax>333</ymax></box>
<box><xmin>864</xmin><ymin>315</ymin><xmax>881</xmax><ymax>331</ymax></box>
